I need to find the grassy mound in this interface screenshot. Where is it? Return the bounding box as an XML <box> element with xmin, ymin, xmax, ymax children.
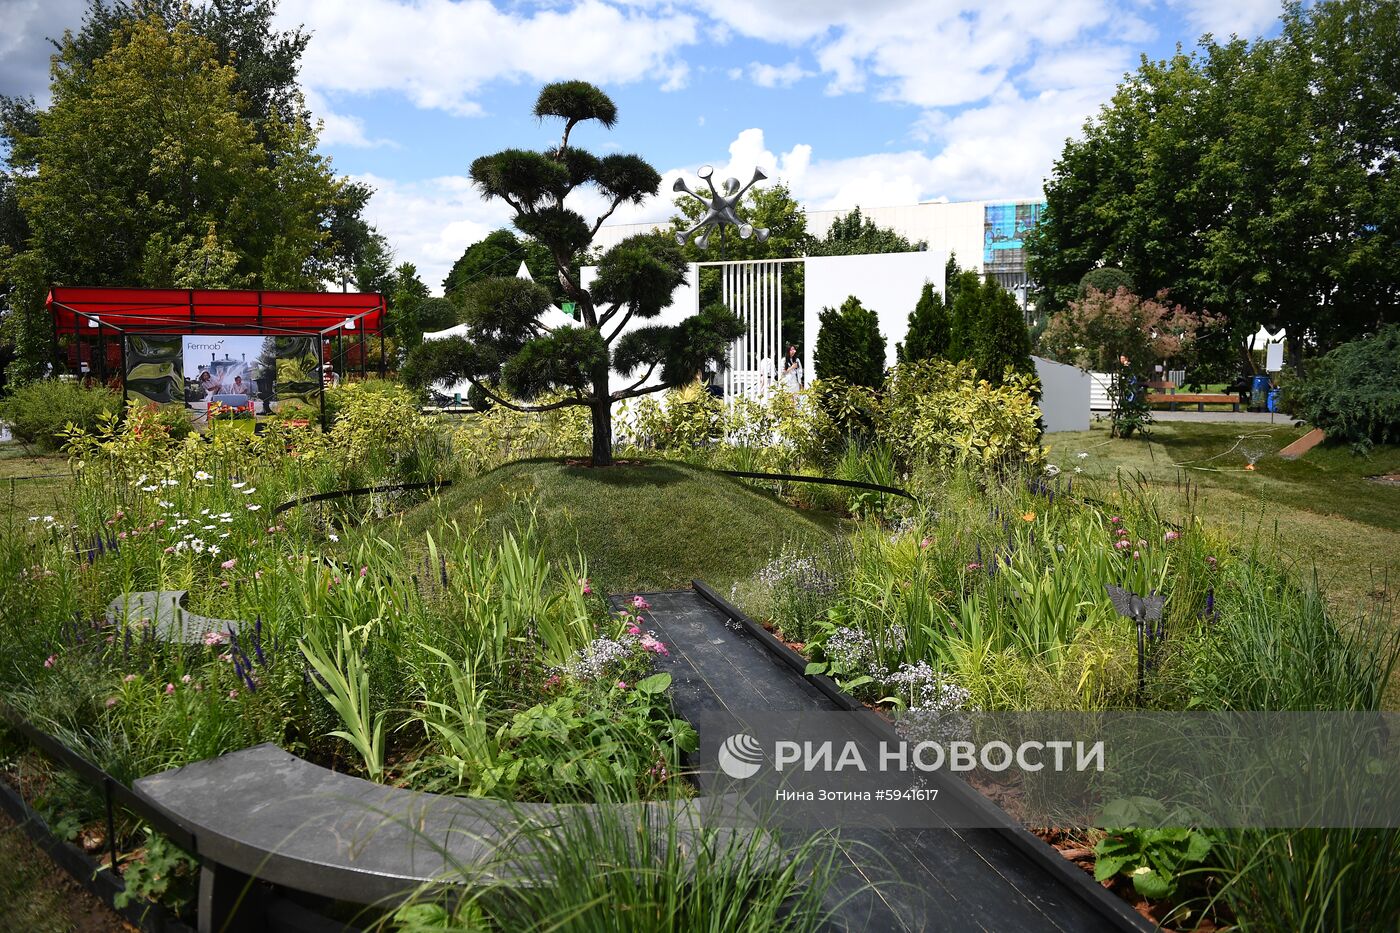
<box><xmin>391</xmin><ymin>458</ymin><xmax>843</xmax><ymax>592</ymax></box>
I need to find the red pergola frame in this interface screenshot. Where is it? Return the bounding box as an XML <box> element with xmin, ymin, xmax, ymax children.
<box><xmin>46</xmin><ymin>285</ymin><xmax>388</xmax><ymax>385</ymax></box>
<box><xmin>47</xmin><ymin>286</ymin><xmax>385</xmax><ymax>336</ymax></box>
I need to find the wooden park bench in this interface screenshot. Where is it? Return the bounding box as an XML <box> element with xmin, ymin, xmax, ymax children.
<box><xmin>1146</xmin><ymin>391</ymin><xmax>1244</xmax><ymax>412</ymax></box>
<box><xmin>133</xmin><ymin>743</ymin><xmax>766</xmax><ymax>933</ymax></box>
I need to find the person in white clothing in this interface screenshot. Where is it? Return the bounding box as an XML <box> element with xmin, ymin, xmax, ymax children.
<box><xmin>780</xmin><ymin>345</ymin><xmax>803</xmax><ymax>390</ymax></box>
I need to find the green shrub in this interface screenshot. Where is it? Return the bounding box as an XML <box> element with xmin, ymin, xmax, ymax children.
<box><xmin>898</xmin><ymin>282</ymin><xmax>950</xmax><ymax>363</ymax></box>
<box><xmin>323</xmin><ymin>377</ymin><xmax>418</xmax><ymax>424</ymax></box>
<box><xmin>814</xmin><ymin>295</ymin><xmax>886</xmax><ymax>389</ymax></box>
<box><xmin>1288</xmin><ymin>325</ymin><xmax>1400</xmax><ymax>450</ymax></box>
<box><xmin>0</xmin><ymin>380</ymin><xmax>120</xmax><ymax>451</ymax></box>
<box><xmin>1077</xmin><ymin>266</ymin><xmax>1133</xmax><ymax>299</ymax></box>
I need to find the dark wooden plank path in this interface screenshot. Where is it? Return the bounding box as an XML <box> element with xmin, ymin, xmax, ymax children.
<box><xmin>627</xmin><ymin>589</ymin><xmax>1145</xmax><ymax>933</ymax></box>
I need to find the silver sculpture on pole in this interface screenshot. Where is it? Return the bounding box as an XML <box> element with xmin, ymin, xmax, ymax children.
<box><xmin>673</xmin><ymin>165</ymin><xmax>770</xmax><ymax>255</ymax></box>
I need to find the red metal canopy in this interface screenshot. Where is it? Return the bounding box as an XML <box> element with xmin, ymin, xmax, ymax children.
<box><xmin>47</xmin><ymin>286</ymin><xmax>384</xmax><ymax>335</ymax></box>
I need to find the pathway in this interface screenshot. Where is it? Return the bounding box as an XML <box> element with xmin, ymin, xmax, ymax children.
<box><xmin>633</xmin><ymin>589</ymin><xmax>1146</xmax><ymax>933</ymax></box>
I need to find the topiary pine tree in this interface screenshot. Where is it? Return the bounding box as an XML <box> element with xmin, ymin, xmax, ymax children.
<box><xmin>401</xmin><ymin>81</ymin><xmax>743</xmax><ymax>466</ymax></box>
<box><xmin>814</xmin><ymin>295</ymin><xmax>886</xmax><ymax>389</ymax></box>
<box><xmin>898</xmin><ymin>281</ymin><xmax>950</xmax><ymax>363</ymax></box>
<box><xmin>971</xmin><ymin>277</ymin><xmax>1036</xmax><ymax>386</ymax></box>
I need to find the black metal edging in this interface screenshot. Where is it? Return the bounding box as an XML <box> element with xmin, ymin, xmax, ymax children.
<box><xmin>270</xmin><ymin>469</ymin><xmax>913</xmax><ymax>518</ymax></box>
<box><xmin>271</xmin><ymin>479</ymin><xmax>452</xmax><ymax>516</ymax></box>
<box><xmin>717</xmin><ymin>470</ymin><xmax>916</xmax><ymax>501</ymax></box>
<box><xmin>689</xmin><ymin>579</ymin><xmax>1152</xmax><ymax>933</ymax></box>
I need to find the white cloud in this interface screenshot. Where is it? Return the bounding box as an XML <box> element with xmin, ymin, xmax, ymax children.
<box><xmin>278</xmin><ymin>0</ymin><xmax>700</xmax><ymax>117</ymax></box>
<box><xmin>702</xmin><ymin>0</ymin><xmax>1147</xmax><ymax>109</ymax></box>
<box><xmin>1164</xmin><ymin>0</ymin><xmax>1281</xmax><ymax>39</ymax></box>
<box><xmin>733</xmin><ymin>60</ymin><xmax>813</xmax><ymax>88</ymax></box>
<box><xmin>353</xmin><ymin>172</ymin><xmax>513</xmax><ymax>293</ymax></box>
<box><xmin>304</xmin><ymin>89</ymin><xmax>396</xmax><ymax>148</ymax></box>
<box><xmin>0</xmin><ymin>0</ymin><xmax>86</xmax><ymax>105</ymax></box>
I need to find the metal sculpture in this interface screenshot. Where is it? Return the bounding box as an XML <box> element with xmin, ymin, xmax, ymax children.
<box><xmin>1106</xmin><ymin>583</ymin><xmax>1167</xmax><ymax>697</ymax></box>
<box><xmin>673</xmin><ymin>165</ymin><xmax>770</xmax><ymax>253</ymax></box>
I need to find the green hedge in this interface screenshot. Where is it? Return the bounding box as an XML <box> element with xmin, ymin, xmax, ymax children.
<box><xmin>0</xmin><ymin>380</ymin><xmax>121</xmax><ymax>451</ymax></box>
<box><xmin>1289</xmin><ymin>326</ymin><xmax>1400</xmax><ymax>450</ymax></box>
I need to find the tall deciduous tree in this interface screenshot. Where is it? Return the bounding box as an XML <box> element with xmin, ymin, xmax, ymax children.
<box><xmin>402</xmin><ymin>82</ymin><xmax>743</xmax><ymax>466</ymax></box>
<box><xmin>442</xmin><ymin>228</ymin><xmax>562</xmax><ymax>304</ymax></box>
<box><xmin>807</xmin><ymin>206</ymin><xmax>927</xmax><ymax>256</ymax></box>
<box><xmin>1027</xmin><ymin>0</ymin><xmax>1399</xmax><ymax>368</ymax></box>
<box><xmin>814</xmin><ymin>296</ymin><xmax>886</xmax><ymax>389</ymax></box>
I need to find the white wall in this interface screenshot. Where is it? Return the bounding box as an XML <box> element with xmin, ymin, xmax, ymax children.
<box><xmin>574</xmin><ymin>262</ymin><xmax>701</xmax><ymax>392</ymax></box>
<box><xmin>1033</xmin><ymin>356</ymin><xmax>1091</xmax><ymax>433</ymax></box>
<box><xmin>803</xmin><ymin>250</ymin><xmax>947</xmax><ymax>378</ymax></box>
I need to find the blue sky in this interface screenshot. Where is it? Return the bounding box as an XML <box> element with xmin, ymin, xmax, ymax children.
<box><xmin>1</xmin><ymin>0</ymin><xmax>1288</xmax><ymax>291</ymax></box>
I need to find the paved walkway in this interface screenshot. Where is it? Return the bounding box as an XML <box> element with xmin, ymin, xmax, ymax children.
<box><xmin>1087</xmin><ymin>409</ymin><xmax>1293</xmax><ymax>424</ymax></box>
<box><xmin>634</xmin><ymin>589</ymin><xmax>1143</xmax><ymax>933</ymax></box>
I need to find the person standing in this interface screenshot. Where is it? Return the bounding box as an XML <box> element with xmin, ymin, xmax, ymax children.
<box><xmin>780</xmin><ymin>345</ymin><xmax>803</xmax><ymax>390</ymax></box>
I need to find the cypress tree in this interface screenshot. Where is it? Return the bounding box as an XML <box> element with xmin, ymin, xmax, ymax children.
<box><xmin>899</xmin><ymin>281</ymin><xmax>950</xmax><ymax>362</ymax></box>
<box><xmin>972</xmin><ymin>277</ymin><xmax>1035</xmax><ymax>385</ymax></box>
<box><xmin>815</xmin><ymin>295</ymin><xmax>887</xmax><ymax>389</ymax></box>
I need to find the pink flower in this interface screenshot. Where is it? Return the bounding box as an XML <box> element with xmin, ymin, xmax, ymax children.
<box><xmin>220</xmin><ymin>558</ymin><xmax>237</xmax><ymax>570</ymax></box>
<box><xmin>1136</xmin><ymin>539</ymin><xmax>1147</xmax><ymax>548</ymax></box>
<box><xmin>1132</xmin><ymin>550</ymin><xmax>1141</xmax><ymax>559</ymax></box>
<box><xmin>163</xmin><ymin>546</ymin><xmax>175</xmax><ymax>554</ymax></box>
<box><xmin>359</xmin><ymin>566</ymin><xmax>368</xmax><ymax>577</ymax></box>
<box><xmin>254</xmin><ymin>570</ymin><xmax>263</xmax><ymax>580</ymax></box>
<box><xmin>1116</xmin><ymin>528</ymin><xmax>1129</xmax><ymax>538</ymax></box>
<box><xmin>218</xmin><ymin>652</ymin><xmax>233</xmax><ymax>663</ymax></box>
<box><xmin>1164</xmin><ymin>530</ymin><xmax>1180</xmax><ymax>542</ymax></box>
<box><xmin>1206</xmin><ymin>555</ymin><xmax>1217</xmax><ymax>567</ymax></box>
<box><xmin>640</xmin><ymin>635</ymin><xmax>669</xmax><ymax>656</ymax></box>
<box><xmin>105</xmin><ymin>697</ymin><xmax>118</xmax><ymax>708</ymax></box>
<box><xmin>181</xmin><ymin>674</ymin><xmax>192</xmax><ymax>684</ymax></box>
<box><xmin>43</xmin><ymin>654</ymin><xmax>56</xmax><ymax>669</ymax></box>
<box><xmin>1114</xmin><ymin>540</ymin><xmax>1131</xmax><ymax>550</ymax></box>
<box><xmin>219</xmin><ymin>580</ymin><xmax>230</xmax><ymax>588</ymax></box>
<box><xmin>544</xmin><ymin>674</ymin><xmax>561</xmax><ymax>689</ymax></box>
<box><xmin>123</xmin><ymin>673</ymin><xmax>137</xmax><ymax>683</ymax></box>
<box><xmin>228</xmin><ymin>690</ymin><xmax>239</xmax><ymax>700</ymax></box>
<box><xmin>966</xmin><ymin>562</ymin><xmax>982</xmax><ymax>571</ymax></box>
<box><xmin>616</xmin><ymin>681</ymin><xmax>629</xmax><ymax>690</ymax></box>
<box><xmin>631</xmin><ymin>595</ymin><xmax>651</xmax><ymax>612</ymax></box>
<box><xmin>920</xmin><ymin>537</ymin><xmax>933</xmax><ymax>550</ymax></box>
<box><xmin>117</xmin><ymin>531</ymin><xmax>128</xmax><ymax>540</ymax></box>
<box><xmin>1109</xmin><ymin>516</ymin><xmax>1121</xmax><ymax>525</ymax></box>
<box><xmin>627</xmin><ymin>624</ymin><xmax>642</xmax><ymax>636</ymax></box>
<box><xmin>164</xmin><ymin>683</ymin><xmax>176</xmax><ymax>695</ymax></box>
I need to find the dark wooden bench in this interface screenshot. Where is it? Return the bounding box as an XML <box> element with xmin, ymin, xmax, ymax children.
<box><xmin>133</xmin><ymin>743</ymin><xmax>766</xmax><ymax>932</ymax></box>
<box><xmin>1146</xmin><ymin>392</ymin><xmax>1243</xmax><ymax>412</ymax></box>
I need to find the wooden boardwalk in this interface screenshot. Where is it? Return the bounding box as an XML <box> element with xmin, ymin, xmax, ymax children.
<box><xmin>629</xmin><ymin>589</ymin><xmax>1147</xmax><ymax>933</ymax></box>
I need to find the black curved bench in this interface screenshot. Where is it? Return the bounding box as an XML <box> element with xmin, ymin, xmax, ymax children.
<box><xmin>134</xmin><ymin>743</ymin><xmax>765</xmax><ymax>932</ymax></box>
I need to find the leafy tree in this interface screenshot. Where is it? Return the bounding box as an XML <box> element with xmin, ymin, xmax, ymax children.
<box><xmin>814</xmin><ymin>296</ymin><xmax>886</xmax><ymax>389</ymax></box>
<box><xmin>402</xmin><ymin>82</ymin><xmax>743</xmax><ymax>466</ymax></box>
<box><xmin>442</xmin><ymin>228</ymin><xmax>562</xmax><ymax>304</ymax></box>
<box><xmin>972</xmin><ymin>279</ymin><xmax>1036</xmax><ymax>387</ymax></box>
<box><xmin>807</xmin><ymin>206</ymin><xmax>927</xmax><ymax>256</ymax></box>
<box><xmin>898</xmin><ymin>282</ymin><xmax>950</xmax><ymax>363</ymax></box>
<box><xmin>1041</xmin><ymin>288</ymin><xmax>1217</xmax><ymax>437</ymax></box>
<box><xmin>1027</xmin><ymin>0</ymin><xmax>1399</xmax><ymax>369</ymax></box>
<box><xmin>672</xmin><ymin>180</ymin><xmax>808</xmax><ymax>348</ymax></box>
<box><xmin>0</xmin><ymin>2</ymin><xmax>381</xmax><ymax>385</ymax></box>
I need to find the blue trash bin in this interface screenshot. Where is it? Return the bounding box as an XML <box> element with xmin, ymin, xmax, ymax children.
<box><xmin>1250</xmin><ymin>375</ymin><xmax>1272</xmax><ymax>411</ymax></box>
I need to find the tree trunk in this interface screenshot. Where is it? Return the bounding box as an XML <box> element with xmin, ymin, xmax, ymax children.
<box><xmin>589</xmin><ymin>364</ymin><xmax>613</xmax><ymax>466</ymax></box>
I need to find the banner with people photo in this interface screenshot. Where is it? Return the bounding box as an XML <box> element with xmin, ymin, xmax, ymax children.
<box><xmin>124</xmin><ymin>334</ymin><xmax>323</xmax><ymax>428</ymax></box>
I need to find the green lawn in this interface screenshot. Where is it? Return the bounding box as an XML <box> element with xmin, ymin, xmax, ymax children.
<box><xmin>1045</xmin><ymin>420</ymin><xmax>1400</xmax><ymax>629</ymax></box>
<box><xmin>390</xmin><ymin>458</ymin><xmax>843</xmax><ymax>594</ymax></box>
<box><xmin>0</xmin><ymin>446</ymin><xmax>72</xmax><ymax>525</ymax></box>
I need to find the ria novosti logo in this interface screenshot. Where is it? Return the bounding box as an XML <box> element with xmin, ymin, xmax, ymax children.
<box><xmin>718</xmin><ymin>733</ymin><xmax>765</xmax><ymax>779</ymax></box>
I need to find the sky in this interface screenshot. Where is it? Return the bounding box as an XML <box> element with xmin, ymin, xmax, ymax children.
<box><xmin>0</xmin><ymin>0</ymin><xmax>1288</xmax><ymax>293</ymax></box>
